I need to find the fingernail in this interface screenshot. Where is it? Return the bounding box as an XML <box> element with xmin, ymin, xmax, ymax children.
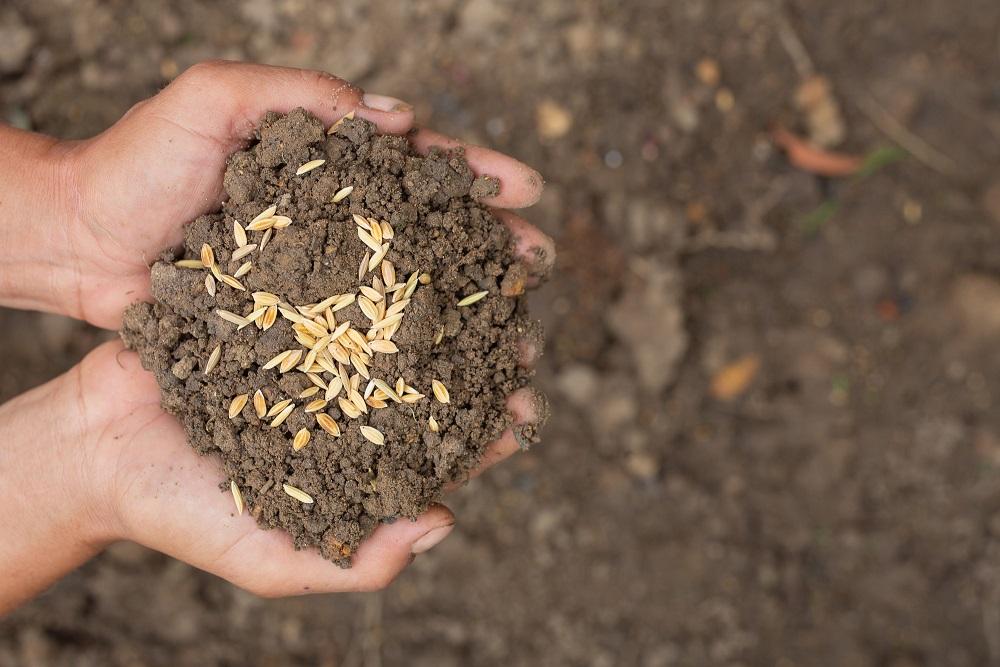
<box><xmin>361</xmin><ymin>93</ymin><xmax>413</xmax><ymax>113</ymax></box>
<box><xmin>411</xmin><ymin>523</ymin><xmax>455</xmax><ymax>554</ymax></box>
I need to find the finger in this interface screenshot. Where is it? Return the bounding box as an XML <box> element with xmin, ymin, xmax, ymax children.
<box><xmin>493</xmin><ymin>209</ymin><xmax>556</xmax><ymax>286</ymax></box>
<box><xmin>445</xmin><ymin>388</ymin><xmax>543</xmax><ymax>491</ymax></box>
<box><xmin>408</xmin><ymin>128</ymin><xmax>544</xmax><ymax>208</ymax></box>
<box><xmin>154</xmin><ymin>60</ymin><xmax>414</xmax><ymax>146</ymax></box>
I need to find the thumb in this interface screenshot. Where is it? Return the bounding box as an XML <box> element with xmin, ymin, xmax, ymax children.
<box><xmin>149</xmin><ymin>60</ymin><xmax>414</xmax><ymax>145</ymax></box>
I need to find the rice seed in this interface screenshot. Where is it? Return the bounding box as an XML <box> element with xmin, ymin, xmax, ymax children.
<box><xmin>224</xmin><ymin>394</ymin><xmax>248</xmax><ymax>420</ymax></box>
<box><xmin>400</xmin><ymin>272</ymin><xmax>420</xmax><ymax>301</ymax></box>
<box><xmin>292</xmin><ymin>428</ymin><xmax>311</xmax><ymax>451</ymax></box>
<box><xmin>246</xmin><ymin>217</ymin><xmax>275</xmax><ymax>232</ymax></box>
<box><xmin>401</xmin><ymin>392</ymin><xmax>426</xmax><ymax>403</ymax></box>
<box><xmin>432</xmin><ymin>379</ymin><xmax>450</xmax><ymax>404</ymax></box>
<box><xmin>209</xmin><ymin>263</ymin><xmax>223</xmax><ymax>280</ymax></box>
<box><xmin>332</xmin><ymin>185</ymin><xmax>354</xmax><ymax>203</ymax></box>
<box><xmin>263</xmin><ymin>350</ymin><xmax>291</xmax><ymax>370</ymax></box>
<box><xmin>369</xmin><ymin>218</ymin><xmax>383</xmax><ymax>244</ymax></box>
<box><xmin>301</xmin><ymin>348</ymin><xmax>319</xmax><ymax>373</ymax></box>
<box><xmin>266</xmin><ymin>398</ymin><xmax>292</xmax><ymax>418</ymax></box>
<box><xmin>373</xmin><ymin>378</ymin><xmax>402</xmax><ymax>402</ymax></box>
<box><xmin>262</xmin><ymin>305</ymin><xmax>278</xmax><ymax>330</ymax></box>
<box><xmin>326</xmin><ymin>110</ymin><xmax>355</xmax><ymax>134</ymax></box>
<box><xmin>253</xmin><ymin>390</ymin><xmax>267</xmax><ymax>418</ymax></box>
<box><xmin>372</xmin><ymin>312</ymin><xmax>404</xmax><ymax>330</ymax></box>
<box><xmin>233</xmin><ymin>261</ymin><xmax>252</xmax><ymax>278</ymax></box>
<box><xmin>385</xmin><ymin>299</ymin><xmax>409</xmax><ymax>317</ymax></box>
<box><xmin>282</xmin><ymin>483</ymin><xmax>313</xmax><ymax>504</ymax></box>
<box><xmin>339</xmin><ymin>398</ymin><xmax>362</xmax><ymax>419</ymax></box>
<box><xmin>428</xmin><ymin>416</ymin><xmax>439</xmax><ymax>432</ymax></box>
<box><xmin>295</xmin><ymin>387</ymin><xmax>318</xmax><ymax>401</ymax></box>
<box><xmin>316</xmin><ymin>413</ymin><xmax>341</xmax><ymax>436</ymax></box>
<box><xmin>216</xmin><ymin>309</ymin><xmax>249</xmax><ymax>327</ymax></box>
<box><xmin>175</xmin><ymin>259</ymin><xmax>205</xmax><ymax>269</ymax></box>
<box><xmin>359</xmin><ymin>251</ymin><xmax>371</xmax><ymax>281</ymax></box>
<box><xmin>369</xmin><ymin>339</ymin><xmax>398</xmax><ymax>354</ymax></box>
<box><xmin>347</xmin><ymin>328</ymin><xmax>373</xmax><ymax>355</ymax></box>
<box><xmin>434</xmin><ymin>326</ymin><xmax>444</xmax><ymax>345</ymax></box>
<box><xmin>272</xmin><ymin>216</ymin><xmax>293</xmax><ymax>229</ymax></box>
<box><xmin>381</xmin><ymin>221</ymin><xmax>394</xmax><ymax>240</ymax></box>
<box><xmin>458</xmin><ymin>291</ymin><xmax>489</xmax><ymax>307</ymax></box>
<box><xmin>358</xmin><ymin>296</ymin><xmax>379</xmax><ymax>322</ymax></box>
<box><xmin>324</xmin><ymin>308</ymin><xmax>336</xmax><ymax>331</ymax></box>
<box><xmin>357</xmin><ymin>227</ymin><xmax>382</xmax><ymax>253</ymax></box>
<box><xmin>220</xmin><ymin>274</ymin><xmax>246</xmax><ymax>291</ymax></box>
<box><xmin>306</xmin><ymin>373</ymin><xmax>328</xmax><ymax>390</ymax></box>
<box><xmin>309</xmin><ymin>294</ymin><xmax>340</xmax><ymax>315</ymax></box>
<box><xmin>368</xmin><ymin>243</ymin><xmax>389</xmax><ymax>271</ymax></box>
<box><xmin>359</xmin><ymin>285</ymin><xmax>383</xmax><ymax>302</ymax></box>
<box><xmin>351</xmin><ymin>353</ymin><xmax>371</xmax><ymax>380</ymax></box>
<box><xmin>279</xmin><ymin>349</ymin><xmax>303</xmax><ymax>373</ymax></box>
<box><xmin>304</xmin><ymin>398</ymin><xmax>329</xmax><ymax>413</ymax></box>
<box><xmin>367</xmin><ymin>396</ymin><xmax>388</xmax><ymax>409</ymax></box>
<box><xmin>231</xmin><ymin>481</ymin><xmax>245</xmax><ymax>515</ymax></box>
<box><xmin>380</xmin><ymin>260</ymin><xmax>396</xmax><ymax>287</ymax></box>
<box><xmin>352</xmin><ymin>213</ymin><xmax>371</xmax><ymax>230</ymax></box>
<box><xmin>329</xmin><ymin>341</ymin><xmax>351</xmax><ymax>365</ymax></box>
<box><xmin>363</xmin><ymin>379</ymin><xmax>376</xmax><ymax>400</ymax></box>
<box><xmin>296</xmin><ymin>159</ymin><xmax>326</xmax><ymax>176</ymax></box>
<box><xmin>205</xmin><ymin>273</ymin><xmax>216</xmax><ymax>296</ymax></box>
<box><xmin>395</xmin><ymin>377</ymin><xmax>406</xmax><ymax>395</ymax></box>
<box><xmin>332</xmin><ymin>293</ymin><xmax>356</xmax><ymax>312</ymax></box>
<box><xmin>250</xmin><ymin>205</ymin><xmax>277</xmax><ymax>225</ymax></box>
<box><xmin>260</xmin><ymin>228</ymin><xmax>273</xmax><ymax>250</ymax></box>
<box><xmin>230</xmin><ymin>220</ymin><xmax>247</xmax><ymax>247</ymax></box>
<box><xmin>360</xmin><ymin>426</ymin><xmax>385</xmax><ymax>446</ymax></box>
<box><xmin>200</xmin><ymin>243</ymin><xmax>215</xmax><ymax>268</ymax></box>
<box><xmin>269</xmin><ymin>403</ymin><xmax>295</xmax><ymax>427</ymax></box>
<box><xmin>252</xmin><ymin>291</ymin><xmax>280</xmax><ymax>307</ymax></box>
<box><xmin>229</xmin><ymin>245</ymin><xmax>256</xmax><ymax>263</ymax></box>
<box><xmin>204</xmin><ymin>345</ymin><xmax>222</xmax><ymax>374</ymax></box>
<box><xmin>322</xmin><ymin>382</ymin><xmax>342</xmax><ymax>404</ymax></box>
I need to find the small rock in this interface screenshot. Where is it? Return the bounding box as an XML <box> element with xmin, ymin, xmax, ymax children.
<box><xmin>536</xmin><ymin>99</ymin><xmax>573</xmax><ymax>140</ymax></box>
<box><xmin>0</xmin><ymin>10</ymin><xmax>35</xmax><ymax>74</ymax></box>
<box><xmin>608</xmin><ymin>260</ymin><xmax>687</xmax><ymax>392</ymax></box>
<box><xmin>695</xmin><ymin>57</ymin><xmax>720</xmax><ymax>87</ymax></box>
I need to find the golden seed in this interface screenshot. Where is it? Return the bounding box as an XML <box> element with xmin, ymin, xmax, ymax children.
<box><xmin>250</xmin><ymin>205</ymin><xmax>277</xmax><ymax>225</ymax></box>
<box><xmin>269</xmin><ymin>403</ymin><xmax>295</xmax><ymax>427</ymax></box>
<box><xmin>373</xmin><ymin>378</ymin><xmax>402</xmax><ymax>402</ymax></box>
<box><xmin>347</xmin><ymin>328</ymin><xmax>373</xmax><ymax>355</ymax></box>
<box><xmin>351</xmin><ymin>353</ymin><xmax>371</xmax><ymax>380</ymax></box>
<box><xmin>385</xmin><ymin>299</ymin><xmax>409</xmax><ymax>317</ymax></box>
<box><xmin>359</xmin><ymin>285</ymin><xmax>383</xmax><ymax>302</ymax></box>
<box><xmin>381</xmin><ymin>221</ymin><xmax>394</xmax><ymax>240</ymax></box>
<box><xmin>233</xmin><ymin>261</ymin><xmax>252</xmax><ymax>278</ymax></box>
<box><xmin>304</xmin><ymin>399</ymin><xmax>329</xmax><ymax>413</ymax></box>
<box><xmin>231</xmin><ymin>480</ymin><xmax>245</xmax><ymax>515</ymax></box>
<box><xmin>395</xmin><ymin>378</ymin><xmax>406</xmax><ymax>395</ymax></box>
<box><xmin>263</xmin><ymin>350</ymin><xmax>291</xmax><ymax>370</ymax></box>
<box><xmin>260</xmin><ymin>228</ymin><xmax>273</xmax><ymax>250</ymax></box>
<box><xmin>234</xmin><ymin>221</ymin><xmax>248</xmax><ymax>247</ymax></box>
<box><xmin>332</xmin><ymin>293</ymin><xmax>356</xmax><ymax>312</ymax></box>
<box><xmin>309</xmin><ymin>295</ymin><xmax>340</xmax><ymax>315</ymax></box>
<box><xmin>200</xmin><ymin>243</ymin><xmax>215</xmax><ymax>267</ymax></box>
<box><xmin>434</xmin><ymin>326</ymin><xmax>444</xmax><ymax>345</ymax></box>
<box><xmin>267</xmin><ymin>398</ymin><xmax>292</xmax><ymax>418</ymax></box>
<box><xmin>333</xmin><ymin>185</ymin><xmax>354</xmax><ymax>203</ymax></box>
<box><xmin>352</xmin><ymin>213</ymin><xmax>371</xmax><ymax>230</ymax></box>
<box><xmin>216</xmin><ymin>309</ymin><xmax>250</xmax><ymax>327</ymax></box>
<box><xmin>175</xmin><ymin>259</ymin><xmax>205</xmax><ymax>269</ymax></box>
<box><xmin>279</xmin><ymin>349</ymin><xmax>304</xmax><ymax>373</ymax></box>
<box><xmin>220</xmin><ymin>274</ymin><xmax>246</xmax><ymax>291</ymax></box>
<box><xmin>372</xmin><ymin>313</ymin><xmax>404</xmax><ymax>330</ymax></box>
<box><xmin>262</xmin><ymin>305</ymin><xmax>278</xmax><ymax>330</ymax></box>
<box><xmin>370</xmin><ymin>219</ymin><xmax>384</xmax><ymax>244</ymax></box>
<box><xmin>272</xmin><ymin>215</ymin><xmax>293</xmax><ymax>229</ymax></box>
<box><xmin>326</xmin><ymin>110</ymin><xmax>355</xmax><ymax>134</ymax></box>
<box><xmin>228</xmin><ymin>393</ymin><xmax>249</xmax><ymax>419</ymax></box>
<box><xmin>252</xmin><ymin>291</ymin><xmax>280</xmax><ymax>306</ymax></box>
<box><xmin>369</xmin><ymin>339</ymin><xmax>399</xmax><ymax>354</ymax></box>
<box><xmin>358</xmin><ymin>296</ymin><xmax>379</xmax><ymax>322</ymax></box>
<box><xmin>457</xmin><ymin>290</ymin><xmax>489</xmax><ymax>307</ymax></box>
<box><xmin>296</xmin><ymin>159</ymin><xmax>326</xmax><ymax>176</ymax></box>
<box><xmin>429</xmin><ymin>416</ymin><xmax>439</xmax><ymax>432</ymax></box>
<box><xmin>367</xmin><ymin>397</ymin><xmax>388</xmax><ymax>409</ymax></box>
<box><xmin>282</xmin><ymin>483</ymin><xmax>313</xmax><ymax>504</ymax></box>
<box><xmin>204</xmin><ymin>344</ymin><xmax>222</xmax><ymax>375</ymax></box>
<box><xmin>339</xmin><ymin>397</ymin><xmax>362</xmax><ymax>419</ymax></box>
<box><xmin>231</xmin><ymin>241</ymin><xmax>257</xmax><ymax>259</ymax></box>
<box><xmin>205</xmin><ymin>273</ymin><xmax>216</xmax><ymax>296</ymax></box>
<box><xmin>357</xmin><ymin>227</ymin><xmax>382</xmax><ymax>253</ymax></box>
<box><xmin>401</xmin><ymin>272</ymin><xmax>420</xmax><ymax>300</ymax></box>
<box><xmin>325</xmin><ymin>377</ymin><xmax>344</xmax><ymax>401</ymax></box>
<box><xmin>360</xmin><ymin>425</ymin><xmax>385</xmax><ymax>445</ymax></box>
<box><xmin>292</xmin><ymin>428</ymin><xmax>311</xmax><ymax>451</ymax></box>
<box><xmin>359</xmin><ymin>251</ymin><xmax>371</xmax><ymax>281</ymax></box>
<box><xmin>419</xmin><ymin>272</ymin><xmax>432</xmax><ymax>285</ymax></box>
<box><xmin>252</xmin><ymin>390</ymin><xmax>267</xmax><ymax>418</ymax></box>
<box><xmin>209</xmin><ymin>263</ymin><xmax>223</xmax><ymax>280</ymax></box>
<box><xmin>380</xmin><ymin>260</ymin><xmax>396</xmax><ymax>287</ymax></box>
<box><xmin>401</xmin><ymin>392</ymin><xmax>425</xmax><ymax>403</ymax></box>
<box><xmin>432</xmin><ymin>379</ymin><xmax>450</xmax><ymax>404</ymax></box>
<box><xmin>316</xmin><ymin>413</ymin><xmax>341</xmax><ymax>436</ymax></box>
<box><xmin>246</xmin><ymin>217</ymin><xmax>274</xmax><ymax>231</ymax></box>
<box><xmin>368</xmin><ymin>243</ymin><xmax>389</xmax><ymax>271</ymax></box>
<box><xmin>299</xmin><ymin>386</ymin><xmax>320</xmax><ymax>399</ymax></box>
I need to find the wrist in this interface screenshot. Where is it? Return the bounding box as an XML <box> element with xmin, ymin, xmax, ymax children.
<box><xmin>0</xmin><ymin>125</ymin><xmax>86</xmax><ymax>319</ymax></box>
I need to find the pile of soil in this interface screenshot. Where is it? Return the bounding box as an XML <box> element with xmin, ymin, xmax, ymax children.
<box><xmin>120</xmin><ymin>109</ymin><xmax>540</xmax><ymax>565</ymax></box>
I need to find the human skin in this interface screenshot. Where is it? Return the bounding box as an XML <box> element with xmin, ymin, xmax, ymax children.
<box><xmin>0</xmin><ymin>61</ymin><xmax>554</xmax><ymax>613</ymax></box>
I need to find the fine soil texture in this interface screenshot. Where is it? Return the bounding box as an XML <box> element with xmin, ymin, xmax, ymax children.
<box><xmin>120</xmin><ymin>109</ymin><xmax>536</xmax><ymax>564</ymax></box>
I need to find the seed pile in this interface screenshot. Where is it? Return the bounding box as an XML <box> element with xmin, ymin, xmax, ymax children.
<box><xmin>121</xmin><ymin>108</ymin><xmax>542</xmax><ymax>565</ymax></box>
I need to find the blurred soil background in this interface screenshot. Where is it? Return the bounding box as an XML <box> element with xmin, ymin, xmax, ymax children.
<box><xmin>3</xmin><ymin>1</ymin><xmax>1000</xmax><ymax>665</ymax></box>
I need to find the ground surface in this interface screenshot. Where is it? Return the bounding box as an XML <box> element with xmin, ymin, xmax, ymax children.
<box><xmin>3</xmin><ymin>1</ymin><xmax>1000</xmax><ymax>665</ymax></box>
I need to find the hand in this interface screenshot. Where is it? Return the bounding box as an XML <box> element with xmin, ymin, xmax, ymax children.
<box><xmin>0</xmin><ymin>61</ymin><xmax>554</xmax><ymax>611</ymax></box>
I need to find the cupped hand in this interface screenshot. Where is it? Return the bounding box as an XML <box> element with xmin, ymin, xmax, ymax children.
<box><xmin>0</xmin><ymin>61</ymin><xmax>553</xmax><ymax>610</ymax></box>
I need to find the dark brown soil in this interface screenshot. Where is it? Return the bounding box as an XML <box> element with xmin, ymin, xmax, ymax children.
<box><xmin>4</xmin><ymin>1</ymin><xmax>1000</xmax><ymax>666</ymax></box>
<box><xmin>120</xmin><ymin>109</ymin><xmax>535</xmax><ymax>564</ymax></box>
